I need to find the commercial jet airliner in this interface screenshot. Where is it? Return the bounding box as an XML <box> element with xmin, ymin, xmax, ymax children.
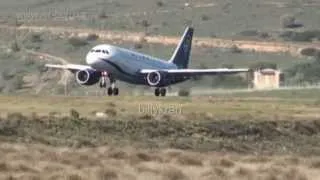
<box><xmin>45</xmin><ymin>27</ymin><xmax>249</xmax><ymax>96</ymax></box>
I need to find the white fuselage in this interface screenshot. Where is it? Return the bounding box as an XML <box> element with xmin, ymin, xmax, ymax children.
<box><xmin>85</xmin><ymin>44</ymin><xmax>177</xmax><ymax>84</ymax></box>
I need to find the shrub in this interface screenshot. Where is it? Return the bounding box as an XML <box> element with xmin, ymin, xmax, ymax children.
<box><xmin>162</xmin><ymin>167</ymin><xmax>187</xmax><ymax>180</ymax></box>
<box><xmin>68</xmin><ymin>37</ymin><xmax>88</xmax><ymax>47</ymax></box>
<box><xmin>300</xmin><ymin>47</ymin><xmax>320</xmax><ymax>57</ymax></box>
<box><xmin>11</xmin><ymin>41</ymin><xmax>20</xmax><ymax>52</ymax></box>
<box><xmin>176</xmin><ymin>154</ymin><xmax>203</xmax><ymax>166</ymax></box>
<box><xmin>86</xmin><ymin>34</ymin><xmax>99</xmax><ymax>41</ymax></box>
<box><xmin>249</xmin><ymin>62</ymin><xmax>277</xmax><ymax>70</ymax></box>
<box><xmin>105</xmin><ymin>108</ymin><xmax>117</xmax><ymax>117</ymax></box>
<box><xmin>141</xmin><ymin>20</ymin><xmax>150</xmax><ymax>28</ymax></box>
<box><xmin>280</xmin><ymin>30</ymin><xmax>319</xmax><ymax>42</ymax></box>
<box><xmin>0</xmin><ymin>76</ymin><xmax>5</xmax><ymax>92</ymax></box>
<box><xmin>10</xmin><ymin>75</ymin><xmax>24</xmax><ymax>90</ymax></box>
<box><xmin>156</xmin><ymin>1</ymin><xmax>164</xmax><ymax>7</ymax></box>
<box><xmin>201</xmin><ymin>14</ymin><xmax>210</xmax><ymax>21</ymax></box>
<box><xmin>238</xmin><ymin>30</ymin><xmax>259</xmax><ymax>37</ymax></box>
<box><xmin>280</xmin><ymin>14</ymin><xmax>296</xmax><ymax>28</ymax></box>
<box><xmin>98</xmin><ymin>10</ymin><xmax>108</xmax><ymax>19</ymax></box>
<box><xmin>258</xmin><ymin>32</ymin><xmax>270</xmax><ymax>39</ymax></box>
<box><xmin>211</xmin><ymin>75</ymin><xmax>248</xmax><ymax>88</ymax></box>
<box><xmin>70</xmin><ymin>109</ymin><xmax>80</xmax><ymax>119</ymax></box>
<box><xmin>134</xmin><ymin>42</ymin><xmax>143</xmax><ymax>49</ymax></box>
<box><xmin>178</xmin><ymin>89</ymin><xmax>190</xmax><ymax>97</ymax></box>
<box><xmin>230</xmin><ymin>45</ymin><xmax>242</xmax><ymax>53</ymax></box>
<box><xmin>219</xmin><ymin>158</ymin><xmax>235</xmax><ymax>168</ymax></box>
<box><xmin>2</xmin><ymin>69</ymin><xmax>16</xmax><ymax>80</ymax></box>
<box><xmin>29</xmin><ymin>33</ymin><xmax>42</xmax><ymax>43</ymax></box>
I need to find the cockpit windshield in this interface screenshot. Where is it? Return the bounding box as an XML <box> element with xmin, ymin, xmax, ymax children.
<box><xmin>90</xmin><ymin>49</ymin><xmax>109</xmax><ymax>54</ymax></box>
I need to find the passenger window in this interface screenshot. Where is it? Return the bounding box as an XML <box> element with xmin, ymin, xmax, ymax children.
<box><xmin>96</xmin><ymin>50</ymin><xmax>101</xmax><ymax>52</ymax></box>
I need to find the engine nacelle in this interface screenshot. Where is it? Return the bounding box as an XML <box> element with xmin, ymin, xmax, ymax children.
<box><xmin>75</xmin><ymin>69</ymin><xmax>101</xmax><ymax>86</ymax></box>
<box><xmin>146</xmin><ymin>71</ymin><xmax>170</xmax><ymax>87</ymax></box>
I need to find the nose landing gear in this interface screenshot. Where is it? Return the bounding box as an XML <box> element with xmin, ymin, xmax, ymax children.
<box><xmin>99</xmin><ymin>71</ymin><xmax>119</xmax><ymax>96</ymax></box>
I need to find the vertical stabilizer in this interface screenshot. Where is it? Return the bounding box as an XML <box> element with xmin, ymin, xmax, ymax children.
<box><xmin>169</xmin><ymin>27</ymin><xmax>193</xmax><ymax>69</ymax></box>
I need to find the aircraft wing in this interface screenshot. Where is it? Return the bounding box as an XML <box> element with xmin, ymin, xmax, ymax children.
<box><xmin>45</xmin><ymin>64</ymin><xmax>94</xmax><ymax>72</ymax></box>
<box><xmin>140</xmin><ymin>68</ymin><xmax>249</xmax><ymax>76</ymax></box>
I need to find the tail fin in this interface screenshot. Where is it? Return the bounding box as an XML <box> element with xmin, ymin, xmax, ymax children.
<box><xmin>169</xmin><ymin>26</ymin><xmax>193</xmax><ymax>69</ymax></box>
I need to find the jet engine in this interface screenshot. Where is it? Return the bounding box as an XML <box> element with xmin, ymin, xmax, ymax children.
<box><xmin>75</xmin><ymin>69</ymin><xmax>101</xmax><ymax>86</ymax></box>
<box><xmin>146</xmin><ymin>71</ymin><xmax>169</xmax><ymax>87</ymax></box>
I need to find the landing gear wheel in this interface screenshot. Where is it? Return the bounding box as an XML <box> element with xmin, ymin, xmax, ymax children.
<box><xmin>154</xmin><ymin>88</ymin><xmax>160</xmax><ymax>96</ymax></box>
<box><xmin>107</xmin><ymin>87</ymin><xmax>113</xmax><ymax>96</ymax></box>
<box><xmin>99</xmin><ymin>81</ymin><xmax>107</xmax><ymax>88</ymax></box>
<box><xmin>113</xmin><ymin>88</ymin><xmax>119</xmax><ymax>96</ymax></box>
<box><xmin>160</xmin><ymin>88</ymin><xmax>166</xmax><ymax>96</ymax></box>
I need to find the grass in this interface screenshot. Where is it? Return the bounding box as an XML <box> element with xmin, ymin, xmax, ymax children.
<box><xmin>0</xmin><ymin>92</ymin><xmax>320</xmax><ymax>119</ymax></box>
<box><xmin>0</xmin><ymin>93</ymin><xmax>318</xmax><ymax>178</ymax></box>
<box><xmin>0</xmin><ymin>143</ymin><xmax>318</xmax><ymax>180</ymax></box>
<box><xmin>0</xmin><ymin>96</ymin><xmax>320</xmax><ymax>154</ymax></box>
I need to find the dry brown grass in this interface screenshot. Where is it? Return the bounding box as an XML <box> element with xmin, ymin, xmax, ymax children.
<box><xmin>0</xmin><ymin>143</ymin><xmax>318</xmax><ymax>180</ymax></box>
<box><xmin>0</xmin><ymin>95</ymin><xmax>319</xmax><ymax>121</ymax></box>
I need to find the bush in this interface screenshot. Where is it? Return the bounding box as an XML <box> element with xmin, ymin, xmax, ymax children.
<box><xmin>70</xmin><ymin>109</ymin><xmax>80</xmax><ymax>119</ymax></box>
<box><xmin>86</xmin><ymin>34</ymin><xmax>99</xmax><ymax>41</ymax></box>
<box><xmin>68</xmin><ymin>37</ymin><xmax>88</xmax><ymax>47</ymax></box>
<box><xmin>134</xmin><ymin>42</ymin><xmax>143</xmax><ymax>49</ymax></box>
<box><xmin>280</xmin><ymin>14</ymin><xmax>303</xmax><ymax>28</ymax></box>
<box><xmin>11</xmin><ymin>75</ymin><xmax>24</xmax><ymax>90</ymax></box>
<box><xmin>141</xmin><ymin>20</ymin><xmax>150</xmax><ymax>28</ymax></box>
<box><xmin>156</xmin><ymin>1</ymin><xmax>164</xmax><ymax>7</ymax></box>
<box><xmin>238</xmin><ymin>30</ymin><xmax>259</xmax><ymax>37</ymax></box>
<box><xmin>11</xmin><ymin>41</ymin><xmax>20</xmax><ymax>52</ymax></box>
<box><xmin>98</xmin><ymin>10</ymin><xmax>108</xmax><ymax>19</ymax></box>
<box><xmin>230</xmin><ymin>45</ymin><xmax>242</xmax><ymax>53</ymax></box>
<box><xmin>249</xmin><ymin>62</ymin><xmax>277</xmax><ymax>70</ymax></box>
<box><xmin>29</xmin><ymin>33</ymin><xmax>42</xmax><ymax>43</ymax></box>
<box><xmin>279</xmin><ymin>30</ymin><xmax>320</xmax><ymax>42</ymax></box>
<box><xmin>0</xmin><ymin>76</ymin><xmax>5</xmax><ymax>92</ymax></box>
<box><xmin>178</xmin><ymin>89</ymin><xmax>190</xmax><ymax>96</ymax></box>
<box><xmin>300</xmin><ymin>47</ymin><xmax>320</xmax><ymax>57</ymax></box>
<box><xmin>211</xmin><ymin>75</ymin><xmax>248</xmax><ymax>88</ymax></box>
<box><xmin>2</xmin><ymin>69</ymin><xmax>17</xmax><ymax>80</ymax></box>
<box><xmin>258</xmin><ymin>32</ymin><xmax>270</xmax><ymax>39</ymax></box>
<box><xmin>285</xmin><ymin>59</ymin><xmax>320</xmax><ymax>84</ymax></box>
<box><xmin>201</xmin><ymin>14</ymin><xmax>210</xmax><ymax>21</ymax></box>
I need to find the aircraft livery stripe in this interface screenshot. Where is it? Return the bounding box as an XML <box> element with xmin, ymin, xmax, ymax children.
<box><xmin>100</xmin><ymin>58</ymin><xmax>139</xmax><ymax>77</ymax></box>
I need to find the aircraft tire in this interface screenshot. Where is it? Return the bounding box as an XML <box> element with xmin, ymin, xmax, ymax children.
<box><xmin>160</xmin><ymin>88</ymin><xmax>166</xmax><ymax>96</ymax></box>
<box><xmin>155</xmin><ymin>88</ymin><xmax>160</xmax><ymax>96</ymax></box>
<box><xmin>113</xmin><ymin>88</ymin><xmax>119</xmax><ymax>96</ymax></box>
<box><xmin>107</xmin><ymin>87</ymin><xmax>113</xmax><ymax>96</ymax></box>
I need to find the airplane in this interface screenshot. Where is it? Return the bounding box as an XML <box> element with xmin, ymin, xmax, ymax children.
<box><xmin>45</xmin><ymin>26</ymin><xmax>249</xmax><ymax>96</ymax></box>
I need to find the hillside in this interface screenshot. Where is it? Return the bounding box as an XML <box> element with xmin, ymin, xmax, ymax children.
<box><xmin>0</xmin><ymin>0</ymin><xmax>318</xmax><ymax>94</ymax></box>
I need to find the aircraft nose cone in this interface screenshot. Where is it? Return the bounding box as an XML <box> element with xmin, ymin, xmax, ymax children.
<box><xmin>86</xmin><ymin>53</ymin><xmax>99</xmax><ymax>65</ymax></box>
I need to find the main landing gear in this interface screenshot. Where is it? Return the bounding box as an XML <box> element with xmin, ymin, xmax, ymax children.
<box><xmin>99</xmin><ymin>71</ymin><xmax>119</xmax><ymax>96</ymax></box>
<box><xmin>154</xmin><ymin>87</ymin><xmax>166</xmax><ymax>96</ymax></box>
